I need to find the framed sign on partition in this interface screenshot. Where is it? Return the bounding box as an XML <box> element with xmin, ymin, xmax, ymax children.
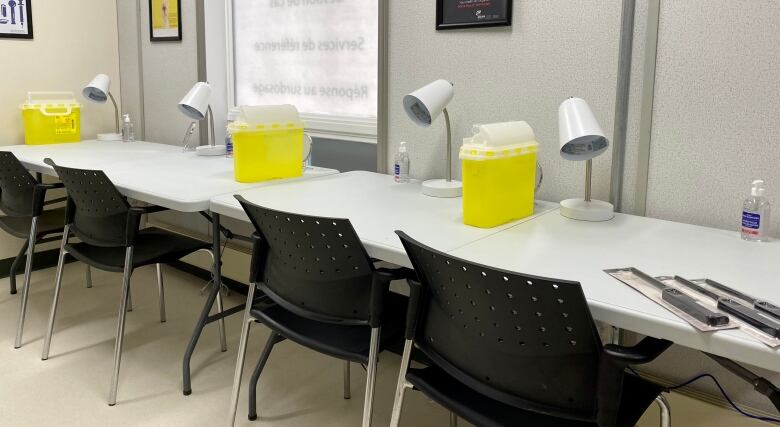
<box><xmin>436</xmin><ymin>0</ymin><xmax>512</xmax><ymax>30</ymax></box>
<box><xmin>149</xmin><ymin>0</ymin><xmax>181</xmax><ymax>42</ymax></box>
<box><xmin>0</xmin><ymin>0</ymin><xmax>33</xmax><ymax>39</ymax></box>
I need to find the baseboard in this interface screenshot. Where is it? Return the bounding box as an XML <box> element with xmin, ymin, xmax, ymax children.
<box><xmin>0</xmin><ymin>248</ymin><xmax>75</xmax><ymax>280</ymax></box>
<box><xmin>167</xmin><ymin>260</ymin><xmax>248</xmax><ymax>296</ymax></box>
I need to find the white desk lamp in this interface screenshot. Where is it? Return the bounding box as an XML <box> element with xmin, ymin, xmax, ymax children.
<box><xmin>178</xmin><ymin>82</ymin><xmax>226</xmax><ymax>156</ymax></box>
<box><xmin>558</xmin><ymin>97</ymin><xmax>615</xmax><ymax>221</ymax></box>
<box><xmin>403</xmin><ymin>79</ymin><xmax>462</xmax><ymax>198</ymax></box>
<box><xmin>83</xmin><ymin>74</ymin><xmax>122</xmax><ymax>141</ymax></box>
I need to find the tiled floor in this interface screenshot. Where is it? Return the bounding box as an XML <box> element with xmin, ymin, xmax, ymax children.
<box><xmin>0</xmin><ymin>263</ymin><xmax>770</xmax><ymax>426</ymax></box>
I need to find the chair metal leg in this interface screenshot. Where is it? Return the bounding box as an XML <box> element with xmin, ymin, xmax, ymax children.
<box><xmin>248</xmin><ymin>332</ymin><xmax>282</xmax><ymax>421</ymax></box>
<box><xmin>343</xmin><ymin>360</ymin><xmax>351</xmax><ymax>399</ymax></box>
<box><xmin>449</xmin><ymin>412</ymin><xmax>458</xmax><ymax>427</ymax></box>
<box><xmin>390</xmin><ymin>339</ymin><xmax>414</xmax><ymax>427</ymax></box>
<box><xmin>126</xmin><ymin>286</ymin><xmax>133</xmax><ymax>312</ymax></box>
<box><xmin>361</xmin><ymin>327</ymin><xmax>381</xmax><ymax>427</ymax></box>
<box><xmin>156</xmin><ymin>263</ymin><xmax>166</xmax><ymax>323</ymax></box>
<box><xmin>41</xmin><ymin>227</ymin><xmax>69</xmax><ymax>360</ymax></box>
<box><xmin>108</xmin><ymin>247</ymin><xmax>134</xmax><ymax>406</ymax></box>
<box><xmin>8</xmin><ymin>239</ymin><xmax>28</xmax><ymax>295</ymax></box>
<box><xmin>656</xmin><ymin>394</ymin><xmax>671</xmax><ymax>427</ymax></box>
<box><xmin>227</xmin><ymin>283</ymin><xmax>257</xmax><ymax>426</ymax></box>
<box><xmin>85</xmin><ymin>264</ymin><xmax>92</xmax><ymax>288</ymax></box>
<box><xmin>14</xmin><ymin>218</ymin><xmax>37</xmax><ymax>348</ymax></box>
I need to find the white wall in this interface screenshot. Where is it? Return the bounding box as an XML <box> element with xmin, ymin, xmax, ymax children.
<box><xmin>0</xmin><ymin>0</ymin><xmax>120</xmax><ymax>146</ymax></box>
<box><xmin>0</xmin><ymin>0</ymin><xmax>120</xmax><ymax>258</ymax></box>
<box><xmin>644</xmin><ymin>0</ymin><xmax>780</xmax><ymax>236</ymax></box>
<box><xmin>138</xmin><ymin>0</ymin><xmax>201</xmax><ymax>145</ymax></box>
<box><xmin>387</xmin><ymin>1</ymin><xmax>629</xmax><ymax>205</ymax></box>
<box><xmin>117</xmin><ymin>0</ymin><xmax>145</xmax><ymax>140</ymax></box>
<box><xmin>634</xmin><ymin>0</ymin><xmax>780</xmax><ymax>412</ymax></box>
<box><xmin>116</xmin><ymin>0</ymin><xmax>202</xmax><ymax>146</ymax></box>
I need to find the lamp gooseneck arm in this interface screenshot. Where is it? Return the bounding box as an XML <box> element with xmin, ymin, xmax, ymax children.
<box><xmin>108</xmin><ymin>91</ymin><xmax>120</xmax><ymax>134</ymax></box>
<box><xmin>443</xmin><ymin>107</ymin><xmax>452</xmax><ymax>182</ymax></box>
<box><xmin>206</xmin><ymin>105</ymin><xmax>216</xmax><ymax>147</ymax></box>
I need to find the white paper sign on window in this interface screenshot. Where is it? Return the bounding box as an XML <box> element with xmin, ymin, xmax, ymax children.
<box><xmin>233</xmin><ymin>0</ymin><xmax>378</xmax><ymax>118</ymax></box>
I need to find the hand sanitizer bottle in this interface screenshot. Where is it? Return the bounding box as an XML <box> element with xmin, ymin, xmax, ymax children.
<box><xmin>121</xmin><ymin>114</ymin><xmax>134</xmax><ymax>142</ymax></box>
<box><xmin>225</xmin><ymin>108</ymin><xmax>240</xmax><ymax>158</ymax></box>
<box><xmin>741</xmin><ymin>179</ymin><xmax>771</xmax><ymax>242</ymax></box>
<box><xmin>394</xmin><ymin>141</ymin><xmax>410</xmax><ymax>183</ymax></box>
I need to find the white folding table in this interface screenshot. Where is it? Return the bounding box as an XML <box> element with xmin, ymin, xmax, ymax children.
<box><xmin>1</xmin><ymin>140</ymin><xmax>336</xmax><ymax>211</ymax></box>
<box><xmin>448</xmin><ymin>210</ymin><xmax>780</xmax><ymax>373</ymax></box>
<box><xmin>213</xmin><ymin>170</ymin><xmax>780</xmax><ymax>377</ymax></box>
<box><xmin>209</xmin><ymin>170</ymin><xmax>560</xmax><ymax>268</ymax></box>
<box><xmin>1</xmin><ymin>140</ymin><xmax>339</xmax><ymax>394</ymax></box>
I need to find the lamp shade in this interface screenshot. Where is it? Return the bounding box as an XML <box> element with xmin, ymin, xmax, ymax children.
<box><xmin>82</xmin><ymin>74</ymin><xmax>111</xmax><ymax>103</ymax></box>
<box><xmin>558</xmin><ymin>97</ymin><xmax>608</xmax><ymax>161</ymax></box>
<box><xmin>403</xmin><ymin>79</ymin><xmax>454</xmax><ymax>127</ymax></box>
<box><xmin>178</xmin><ymin>82</ymin><xmax>212</xmax><ymax>120</ymax></box>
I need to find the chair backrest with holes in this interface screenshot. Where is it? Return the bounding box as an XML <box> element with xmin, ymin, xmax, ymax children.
<box><xmin>0</xmin><ymin>152</ymin><xmax>38</xmax><ymax>217</ymax></box>
<box><xmin>237</xmin><ymin>196</ymin><xmax>376</xmax><ymax>325</ymax></box>
<box><xmin>397</xmin><ymin>231</ymin><xmax>604</xmax><ymax>422</ymax></box>
<box><xmin>45</xmin><ymin>159</ymin><xmax>129</xmax><ymax>247</ymax></box>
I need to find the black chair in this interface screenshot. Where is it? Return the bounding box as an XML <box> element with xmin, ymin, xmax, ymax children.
<box><xmin>0</xmin><ymin>152</ymin><xmax>76</xmax><ymax>349</ymax></box>
<box><xmin>39</xmin><ymin>158</ymin><xmax>212</xmax><ymax>406</ymax></box>
<box><xmin>227</xmin><ymin>196</ymin><xmax>412</xmax><ymax>427</ymax></box>
<box><xmin>391</xmin><ymin>231</ymin><xmax>673</xmax><ymax>427</ymax></box>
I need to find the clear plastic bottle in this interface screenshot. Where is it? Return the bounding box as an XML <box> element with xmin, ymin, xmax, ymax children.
<box><xmin>225</xmin><ymin>108</ymin><xmax>241</xmax><ymax>158</ymax></box>
<box><xmin>394</xmin><ymin>141</ymin><xmax>410</xmax><ymax>183</ymax></box>
<box><xmin>121</xmin><ymin>114</ymin><xmax>134</xmax><ymax>142</ymax></box>
<box><xmin>741</xmin><ymin>179</ymin><xmax>771</xmax><ymax>242</ymax></box>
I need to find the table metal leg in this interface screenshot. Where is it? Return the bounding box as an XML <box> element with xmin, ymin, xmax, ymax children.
<box><xmin>211</xmin><ymin>212</ymin><xmax>227</xmax><ymax>351</ymax></box>
<box><xmin>182</xmin><ymin>212</ymin><xmax>226</xmax><ymax>395</ymax></box>
<box><xmin>611</xmin><ymin>326</ymin><xmax>622</xmax><ymax>345</ymax></box>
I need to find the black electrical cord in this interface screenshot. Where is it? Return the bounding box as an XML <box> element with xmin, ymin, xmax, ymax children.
<box><xmin>628</xmin><ymin>367</ymin><xmax>780</xmax><ymax>424</ymax></box>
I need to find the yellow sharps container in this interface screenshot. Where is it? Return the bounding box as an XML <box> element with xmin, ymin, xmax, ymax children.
<box><xmin>459</xmin><ymin>121</ymin><xmax>539</xmax><ymax>228</ymax></box>
<box><xmin>228</xmin><ymin>105</ymin><xmax>304</xmax><ymax>183</ymax></box>
<box><xmin>21</xmin><ymin>92</ymin><xmax>81</xmax><ymax>145</ymax></box>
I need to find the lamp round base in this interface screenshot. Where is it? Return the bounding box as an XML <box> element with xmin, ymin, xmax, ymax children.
<box><xmin>97</xmin><ymin>133</ymin><xmax>122</xmax><ymax>141</ymax></box>
<box><xmin>560</xmin><ymin>198</ymin><xmax>615</xmax><ymax>222</ymax></box>
<box><xmin>195</xmin><ymin>145</ymin><xmax>227</xmax><ymax>156</ymax></box>
<box><xmin>422</xmin><ymin>179</ymin><xmax>462</xmax><ymax>198</ymax></box>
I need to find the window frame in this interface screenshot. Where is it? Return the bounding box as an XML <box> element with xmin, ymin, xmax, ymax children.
<box><xmin>225</xmin><ymin>0</ymin><xmax>380</xmax><ymax>145</ymax></box>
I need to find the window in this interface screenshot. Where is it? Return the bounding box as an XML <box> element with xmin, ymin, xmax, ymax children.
<box><xmin>229</xmin><ymin>0</ymin><xmax>379</xmax><ymax>142</ymax></box>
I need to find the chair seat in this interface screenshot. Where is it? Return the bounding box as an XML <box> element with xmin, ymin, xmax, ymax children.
<box><xmin>406</xmin><ymin>366</ymin><xmax>664</xmax><ymax>427</ymax></box>
<box><xmin>250</xmin><ymin>291</ymin><xmax>408</xmax><ymax>364</ymax></box>
<box><xmin>65</xmin><ymin>227</ymin><xmax>209</xmax><ymax>273</ymax></box>
<box><xmin>0</xmin><ymin>207</ymin><xmax>66</xmax><ymax>239</ymax></box>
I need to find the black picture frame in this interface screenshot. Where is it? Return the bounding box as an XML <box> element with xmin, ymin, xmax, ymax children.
<box><xmin>149</xmin><ymin>0</ymin><xmax>182</xmax><ymax>42</ymax></box>
<box><xmin>436</xmin><ymin>0</ymin><xmax>512</xmax><ymax>30</ymax></box>
<box><xmin>0</xmin><ymin>0</ymin><xmax>33</xmax><ymax>39</ymax></box>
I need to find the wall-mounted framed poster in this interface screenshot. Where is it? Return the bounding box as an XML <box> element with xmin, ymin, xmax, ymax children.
<box><xmin>0</xmin><ymin>0</ymin><xmax>33</xmax><ymax>39</ymax></box>
<box><xmin>436</xmin><ymin>0</ymin><xmax>512</xmax><ymax>30</ymax></box>
<box><xmin>149</xmin><ymin>0</ymin><xmax>182</xmax><ymax>42</ymax></box>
